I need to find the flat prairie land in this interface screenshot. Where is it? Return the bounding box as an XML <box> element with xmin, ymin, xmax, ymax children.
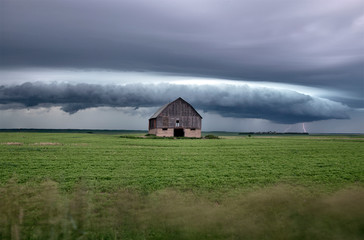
<box><xmin>1</xmin><ymin>132</ymin><xmax>363</xmax><ymax>239</ymax></box>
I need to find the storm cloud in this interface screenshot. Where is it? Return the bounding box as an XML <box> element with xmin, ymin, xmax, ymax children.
<box><xmin>0</xmin><ymin>82</ymin><xmax>349</xmax><ymax>124</ymax></box>
<box><xmin>0</xmin><ymin>0</ymin><xmax>362</xmax><ymax>131</ymax></box>
<box><xmin>1</xmin><ymin>0</ymin><xmax>363</xmax><ymax>108</ymax></box>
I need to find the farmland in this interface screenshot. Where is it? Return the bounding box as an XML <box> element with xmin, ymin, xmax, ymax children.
<box><xmin>1</xmin><ymin>132</ymin><xmax>364</xmax><ymax>239</ymax></box>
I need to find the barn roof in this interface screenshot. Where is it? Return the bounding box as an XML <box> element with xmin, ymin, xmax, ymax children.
<box><xmin>149</xmin><ymin>97</ymin><xmax>202</xmax><ymax>119</ymax></box>
<box><xmin>150</xmin><ymin>102</ymin><xmax>170</xmax><ymax>119</ymax></box>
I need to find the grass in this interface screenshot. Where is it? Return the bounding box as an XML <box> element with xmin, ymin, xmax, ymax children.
<box><xmin>0</xmin><ymin>132</ymin><xmax>363</xmax><ymax>239</ymax></box>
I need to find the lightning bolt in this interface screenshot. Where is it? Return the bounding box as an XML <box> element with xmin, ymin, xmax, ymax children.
<box><xmin>302</xmin><ymin>123</ymin><xmax>307</xmax><ymax>133</ymax></box>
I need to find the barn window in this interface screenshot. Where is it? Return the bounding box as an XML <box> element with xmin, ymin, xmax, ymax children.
<box><xmin>162</xmin><ymin>128</ymin><xmax>168</xmax><ymax>131</ymax></box>
<box><xmin>176</xmin><ymin>120</ymin><xmax>180</xmax><ymax>127</ymax></box>
<box><xmin>191</xmin><ymin>128</ymin><xmax>196</xmax><ymax>131</ymax></box>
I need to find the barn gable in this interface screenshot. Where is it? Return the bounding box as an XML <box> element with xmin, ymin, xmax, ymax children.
<box><xmin>148</xmin><ymin>97</ymin><xmax>202</xmax><ymax>138</ymax></box>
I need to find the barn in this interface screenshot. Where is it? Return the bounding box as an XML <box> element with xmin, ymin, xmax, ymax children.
<box><xmin>148</xmin><ymin>97</ymin><xmax>202</xmax><ymax>138</ymax></box>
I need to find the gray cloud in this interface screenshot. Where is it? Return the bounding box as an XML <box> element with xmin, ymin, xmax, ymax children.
<box><xmin>1</xmin><ymin>0</ymin><xmax>363</xmax><ymax>108</ymax></box>
<box><xmin>0</xmin><ymin>82</ymin><xmax>350</xmax><ymax>124</ymax></box>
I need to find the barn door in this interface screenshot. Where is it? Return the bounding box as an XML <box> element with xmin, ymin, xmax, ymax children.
<box><xmin>174</xmin><ymin>128</ymin><xmax>184</xmax><ymax>137</ymax></box>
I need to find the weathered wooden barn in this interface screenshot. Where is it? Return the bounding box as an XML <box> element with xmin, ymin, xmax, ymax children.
<box><xmin>148</xmin><ymin>97</ymin><xmax>202</xmax><ymax>138</ymax></box>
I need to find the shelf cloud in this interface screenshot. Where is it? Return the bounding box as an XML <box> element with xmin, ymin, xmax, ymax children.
<box><xmin>0</xmin><ymin>0</ymin><xmax>362</xmax><ymax>131</ymax></box>
<box><xmin>1</xmin><ymin>0</ymin><xmax>363</xmax><ymax>108</ymax></box>
<box><xmin>0</xmin><ymin>82</ymin><xmax>349</xmax><ymax>124</ymax></box>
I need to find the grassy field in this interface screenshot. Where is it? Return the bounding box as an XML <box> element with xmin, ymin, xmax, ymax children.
<box><xmin>1</xmin><ymin>132</ymin><xmax>363</xmax><ymax>239</ymax></box>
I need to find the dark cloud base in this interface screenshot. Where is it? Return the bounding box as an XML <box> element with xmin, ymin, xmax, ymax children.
<box><xmin>0</xmin><ymin>82</ymin><xmax>350</xmax><ymax>124</ymax></box>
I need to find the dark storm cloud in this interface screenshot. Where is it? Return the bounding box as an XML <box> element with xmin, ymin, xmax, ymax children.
<box><xmin>0</xmin><ymin>82</ymin><xmax>349</xmax><ymax>123</ymax></box>
<box><xmin>1</xmin><ymin>0</ymin><xmax>363</xmax><ymax>107</ymax></box>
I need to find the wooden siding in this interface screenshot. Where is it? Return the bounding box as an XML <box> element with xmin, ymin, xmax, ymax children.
<box><xmin>155</xmin><ymin>98</ymin><xmax>201</xmax><ymax>129</ymax></box>
<box><xmin>148</xmin><ymin>97</ymin><xmax>202</xmax><ymax>138</ymax></box>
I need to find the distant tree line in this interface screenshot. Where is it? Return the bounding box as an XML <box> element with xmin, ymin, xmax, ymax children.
<box><xmin>238</xmin><ymin>132</ymin><xmax>309</xmax><ymax>135</ymax></box>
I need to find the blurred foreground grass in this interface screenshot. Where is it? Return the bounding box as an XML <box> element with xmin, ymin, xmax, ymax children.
<box><xmin>1</xmin><ymin>180</ymin><xmax>363</xmax><ymax>239</ymax></box>
<box><xmin>0</xmin><ymin>132</ymin><xmax>363</xmax><ymax>239</ymax></box>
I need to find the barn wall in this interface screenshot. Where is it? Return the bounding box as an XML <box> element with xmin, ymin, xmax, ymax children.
<box><xmin>149</xmin><ymin>98</ymin><xmax>202</xmax><ymax>138</ymax></box>
<box><xmin>155</xmin><ymin>128</ymin><xmax>174</xmax><ymax>137</ymax></box>
<box><xmin>149</xmin><ymin>128</ymin><xmax>201</xmax><ymax>138</ymax></box>
<box><xmin>184</xmin><ymin>129</ymin><xmax>201</xmax><ymax>138</ymax></box>
<box><xmin>156</xmin><ymin>116</ymin><xmax>201</xmax><ymax>129</ymax></box>
<box><xmin>155</xmin><ymin>99</ymin><xmax>201</xmax><ymax>129</ymax></box>
<box><xmin>148</xmin><ymin>128</ymin><xmax>157</xmax><ymax>135</ymax></box>
<box><xmin>148</xmin><ymin>128</ymin><xmax>174</xmax><ymax>137</ymax></box>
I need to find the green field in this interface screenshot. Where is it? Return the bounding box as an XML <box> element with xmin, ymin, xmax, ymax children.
<box><xmin>1</xmin><ymin>132</ymin><xmax>363</xmax><ymax>239</ymax></box>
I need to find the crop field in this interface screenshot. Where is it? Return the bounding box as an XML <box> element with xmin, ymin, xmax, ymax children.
<box><xmin>1</xmin><ymin>132</ymin><xmax>364</xmax><ymax>239</ymax></box>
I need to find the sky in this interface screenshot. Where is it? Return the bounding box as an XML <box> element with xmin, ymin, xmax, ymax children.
<box><xmin>0</xmin><ymin>0</ymin><xmax>363</xmax><ymax>133</ymax></box>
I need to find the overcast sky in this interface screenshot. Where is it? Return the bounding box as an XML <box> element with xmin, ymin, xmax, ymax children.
<box><xmin>0</xmin><ymin>0</ymin><xmax>363</xmax><ymax>133</ymax></box>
